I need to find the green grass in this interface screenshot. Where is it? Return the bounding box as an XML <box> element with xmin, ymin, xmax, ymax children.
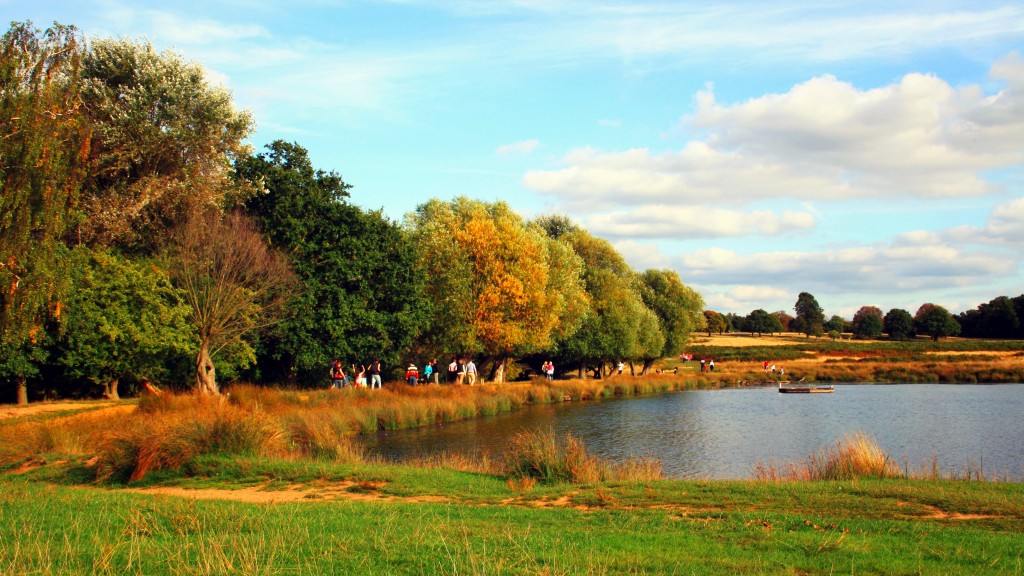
<box><xmin>2</xmin><ymin>459</ymin><xmax>1023</xmax><ymax>575</ymax></box>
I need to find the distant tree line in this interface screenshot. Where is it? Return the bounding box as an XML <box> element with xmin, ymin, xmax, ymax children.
<box><xmin>704</xmin><ymin>292</ymin><xmax>982</xmax><ymax>342</ymax></box>
<box><xmin>1</xmin><ymin>22</ymin><xmax>705</xmax><ymax>404</ymax></box>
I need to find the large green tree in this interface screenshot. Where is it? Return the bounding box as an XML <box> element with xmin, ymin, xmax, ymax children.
<box><xmin>704</xmin><ymin>311</ymin><xmax>727</xmax><ymax>336</ymax></box>
<box><xmin>240</xmin><ymin>141</ymin><xmax>424</xmax><ymax>384</ymax></box>
<box><xmin>58</xmin><ymin>247</ymin><xmax>193</xmax><ymax>398</ymax></box>
<box><xmin>636</xmin><ymin>270</ymin><xmax>705</xmax><ymax>373</ymax></box>
<box><xmin>884</xmin><ymin>308</ymin><xmax>915</xmax><ymax>340</ymax></box>
<box><xmin>915</xmin><ymin>304</ymin><xmax>961</xmax><ymax>342</ymax></box>
<box><xmin>852</xmin><ymin>306</ymin><xmax>884</xmax><ymax>339</ymax></box>
<box><xmin>0</xmin><ymin>22</ymin><xmax>88</xmax><ymax>404</ymax></box>
<box><xmin>794</xmin><ymin>292</ymin><xmax>825</xmax><ymax>337</ymax></box>
<box><xmin>77</xmin><ymin>38</ymin><xmax>253</xmax><ymax>250</ymax></box>
<box><xmin>746</xmin><ymin>309</ymin><xmax>782</xmax><ymax>337</ymax></box>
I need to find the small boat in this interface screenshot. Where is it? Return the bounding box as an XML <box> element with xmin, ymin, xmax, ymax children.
<box><xmin>778</xmin><ymin>381</ymin><xmax>834</xmax><ymax>394</ymax></box>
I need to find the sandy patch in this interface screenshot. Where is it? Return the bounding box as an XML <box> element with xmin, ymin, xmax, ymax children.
<box><xmin>126</xmin><ymin>481</ymin><xmax>450</xmax><ymax>505</ymax></box>
<box><xmin>923</xmin><ymin>350</ymin><xmax>1021</xmax><ymax>357</ymax></box>
<box><xmin>691</xmin><ymin>334</ymin><xmax>805</xmax><ymax>348</ymax></box>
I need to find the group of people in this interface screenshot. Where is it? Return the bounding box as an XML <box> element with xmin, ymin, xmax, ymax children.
<box><xmin>763</xmin><ymin>360</ymin><xmax>784</xmax><ymax>375</ymax></box>
<box><xmin>699</xmin><ymin>358</ymin><xmax>716</xmax><ymax>372</ymax></box>
<box><xmin>332</xmin><ymin>357</ymin><xmax>490</xmax><ymax>388</ymax></box>
<box><xmin>330</xmin><ymin>358</ymin><xmax>382</xmax><ymax>389</ymax></box>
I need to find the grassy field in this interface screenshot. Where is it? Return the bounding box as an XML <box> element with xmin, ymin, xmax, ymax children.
<box><xmin>2</xmin><ymin>339</ymin><xmax>1022</xmax><ymax>574</ymax></box>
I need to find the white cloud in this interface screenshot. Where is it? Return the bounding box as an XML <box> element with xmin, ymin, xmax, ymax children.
<box><xmin>525</xmin><ymin>55</ymin><xmax>1024</xmax><ymax>212</ymax></box>
<box><xmin>583</xmin><ymin>205</ymin><xmax>815</xmax><ymax>239</ymax></box>
<box><xmin>497</xmin><ymin>139</ymin><xmax>540</xmax><ymax>156</ymax></box>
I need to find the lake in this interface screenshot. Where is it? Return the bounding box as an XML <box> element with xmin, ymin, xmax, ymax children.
<box><xmin>358</xmin><ymin>384</ymin><xmax>1024</xmax><ymax>480</ymax></box>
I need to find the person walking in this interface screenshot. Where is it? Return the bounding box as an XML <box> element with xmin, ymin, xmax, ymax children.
<box><xmin>330</xmin><ymin>359</ymin><xmax>346</xmax><ymax>389</ymax></box>
<box><xmin>544</xmin><ymin>360</ymin><xmax>555</xmax><ymax>381</ymax></box>
<box><xmin>709</xmin><ymin>359</ymin><xmax>715</xmax><ymax>372</ymax></box>
<box><xmin>700</xmin><ymin>358</ymin><xmax>706</xmax><ymax>373</ymax></box>
<box><xmin>422</xmin><ymin>361</ymin><xmax>433</xmax><ymax>385</ymax></box>
<box><xmin>448</xmin><ymin>358</ymin><xmax>458</xmax><ymax>384</ymax></box>
<box><xmin>466</xmin><ymin>358</ymin><xmax>477</xmax><ymax>385</ymax></box>
<box><xmin>431</xmin><ymin>359</ymin><xmax>440</xmax><ymax>384</ymax></box>
<box><xmin>369</xmin><ymin>358</ymin><xmax>382</xmax><ymax>389</ymax></box>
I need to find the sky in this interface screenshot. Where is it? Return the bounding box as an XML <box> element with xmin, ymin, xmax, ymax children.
<box><xmin>7</xmin><ymin>1</ymin><xmax>1024</xmax><ymax>318</ymax></box>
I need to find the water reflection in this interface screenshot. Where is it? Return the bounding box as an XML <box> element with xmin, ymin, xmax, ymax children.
<box><xmin>358</xmin><ymin>384</ymin><xmax>1024</xmax><ymax>480</ymax></box>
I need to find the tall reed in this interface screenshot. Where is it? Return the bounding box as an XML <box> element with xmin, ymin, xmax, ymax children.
<box><xmin>755</xmin><ymin>432</ymin><xmax>901</xmax><ymax>481</ymax></box>
<box><xmin>503</xmin><ymin>427</ymin><xmax>662</xmax><ymax>484</ymax></box>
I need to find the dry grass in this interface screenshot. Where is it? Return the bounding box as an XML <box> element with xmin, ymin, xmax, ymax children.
<box><xmin>755</xmin><ymin>432</ymin><xmax>901</xmax><ymax>481</ymax></box>
<box><xmin>503</xmin><ymin>427</ymin><xmax>663</xmax><ymax>484</ymax></box>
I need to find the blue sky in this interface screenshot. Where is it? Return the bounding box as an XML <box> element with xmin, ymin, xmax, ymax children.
<box><xmin>8</xmin><ymin>1</ymin><xmax>1024</xmax><ymax>318</ymax></box>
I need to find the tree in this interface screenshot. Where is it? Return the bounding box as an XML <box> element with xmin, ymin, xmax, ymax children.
<box><xmin>58</xmin><ymin>247</ymin><xmax>193</xmax><ymax>398</ymax></box>
<box><xmin>77</xmin><ymin>38</ymin><xmax>253</xmax><ymax>250</ymax></box>
<box><xmin>851</xmin><ymin>306</ymin><xmax>884</xmax><ymax>339</ymax></box>
<box><xmin>774</xmin><ymin>310</ymin><xmax>794</xmax><ymax>332</ymax></box>
<box><xmin>409</xmin><ymin>198</ymin><xmax>587</xmax><ymax>381</ymax></box>
<box><xmin>746</xmin><ymin>309</ymin><xmax>781</xmax><ymax>337</ymax></box>
<box><xmin>884</xmin><ymin>308</ymin><xmax>915</xmax><ymax>340</ymax></box>
<box><xmin>635</xmin><ymin>270</ymin><xmax>705</xmax><ymax>372</ymax></box>
<box><xmin>916</xmin><ymin>304</ymin><xmax>961</xmax><ymax>342</ymax></box>
<box><xmin>1</xmin><ymin>22</ymin><xmax>88</xmax><ymax>404</ymax></box>
<box><xmin>240</xmin><ymin>141</ymin><xmax>424</xmax><ymax>384</ymax></box>
<box><xmin>794</xmin><ymin>292</ymin><xmax>825</xmax><ymax>337</ymax></box>
<box><xmin>168</xmin><ymin>210</ymin><xmax>297</xmax><ymax>394</ymax></box>
<box><xmin>976</xmin><ymin>296</ymin><xmax>1020</xmax><ymax>339</ymax></box>
<box><xmin>704</xmin><ymin>311</ymin><xmax>727</xmax><ymax>336</ymax></box>
<box><xmin>825</xmin><ymin>315</ymin><xmax>846</xmax><ymax>334</ymax></box>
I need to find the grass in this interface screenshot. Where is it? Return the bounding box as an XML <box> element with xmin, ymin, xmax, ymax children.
<box><xmin>1</xmin><ymin>382</ymin><xmax>1023</xmax><ymax>575</ymax></box>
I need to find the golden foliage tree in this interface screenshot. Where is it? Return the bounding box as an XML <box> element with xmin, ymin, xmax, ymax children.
<box><xmin>408</xmin><ymin>198</ymin><xmax>586</xmax><ymax>381</ymax></box>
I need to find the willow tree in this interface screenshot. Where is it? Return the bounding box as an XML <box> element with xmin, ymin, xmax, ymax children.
<box><xmin>635</xmin><ymin>269</ymin><xmax>705</xmax><ymax>374</ymax></box>
<box><xmin>0</xmin><ymin>22</ymin><xmax>88</xmax><ymax>404</ymax></box>
<box><xmin>78</xmin><ymin>38</ymin><xmax>253</xmax><ymax>251</ymax></box>
<box><xmin>407</xmin><ymin>198</ymin><xmax>586</xmax><ymax>382</ymax></box>
<box><xmin>168</xmin><ymin>211</ymin><xmax>297</xmax><ymax>394</ymax></box>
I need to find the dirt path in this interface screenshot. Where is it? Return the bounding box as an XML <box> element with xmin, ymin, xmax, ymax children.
<box><xmin>0</xmin><ymin>400</ymin><xmax>126</xmax><ymax>422</ymax></box>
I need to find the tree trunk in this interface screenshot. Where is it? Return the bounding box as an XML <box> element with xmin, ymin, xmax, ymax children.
<box><xmin>491</xmin><ymin>357</ymin><xmax>506</xmax><ymax>383</ymax></box>
<box><xmin>104</xmin><ymin>378</ymin><xmax>120</xmax><ymax>400</ymax></box>
<box><xmin>195</xmin><ymin>343</ymin><xmax>219</xmax><ymax>394</ymax></box>
<box><xmin>16</xmin><ymin>376</ymin><xmax>28</xmax><ymax>405</ymax></box>
<box><xmin>639</xmin><ymin>360</ymin><xmax>651</xmax><ymax>375</ymax></box>
<box><xmin>578</xmin><ymin>361</ymin><xmax>586</xmax><ymax>380</ymax></box>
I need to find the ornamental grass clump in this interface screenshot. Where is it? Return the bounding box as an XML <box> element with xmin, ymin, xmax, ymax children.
<box><xmin>755</xmin><ymin>432</ymin><xmax>901</xmax><ymax>481</ymax></box>
<box><xmin>503</xmin><ymin>428</ymin><xmax>662</xmax><ymax>484</ymax></box>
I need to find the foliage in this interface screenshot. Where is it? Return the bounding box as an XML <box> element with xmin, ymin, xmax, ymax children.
<box><xmin>239</xmin><ymin>141</ymin><xmax>424</xmax><ymax>384</ymax></box>
<box><xmin>825</xmin><ymin>314</ymin><xmax>846</xmax><ymax>333</ymax></box>
<box><xmin>77</xmin><ymin>38</ymin><xmax>254</xmax><ymax>251</ymax></box>
<box><xmin>167</xmin><ymin>210</ymin><xmax>298</xmax><ymax>393</ymax></box>
<box><xmin>794</xmin><ymin>292</ymin><xmax>825</xmax><ymax>337</ymax></box>
<box><xmin>883</xmin><ymin>308</ymin><xmax>915</xmax><ymax>340</ymax></box>
<box><xmin>915</xmin><ymin>304</ymin><xmax>961</xmax><ymax>342</ymax></box>
<box><xmin>636</xmin><ymin>269</ymin><xmax>705</xmax><ymax>359</ymax></box>
<box><xmin>745</xmin><ymin>309</ymin><xmax>782</xmax><ymax>336</ymax></box>
<box><xmin>408</xmin><ymin>198</ymin><xmax>587</xmax><ymax>377</ymax></box>
<box><xmin>851</xmin><ymin>306</ymin><xmax>883</xmax><ymax>339</ymax></box>
<box><xmin>0</xmin><ymin>22</ymin><xmax>89</xmax><ymax>403</ymax></box>
<box><xmin>958</xmin><ymin>295</ymin><xmax>1023</xmax><ymax>339</ymax></box>
<box><xmin>704</xmin><ymin>310</ymin><xmax>727</xmax><ymax>335</ymax></box>
<box><xmin>57</xmin><ymin>247</ymin><xmax>193</xmax><ymax>398</ymax></box>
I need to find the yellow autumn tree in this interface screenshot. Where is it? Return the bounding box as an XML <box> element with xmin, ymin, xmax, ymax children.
<box><xmin>407</xmin><ymin>198</ymin><xmax>586</xmax><ymax>381</ymax></box>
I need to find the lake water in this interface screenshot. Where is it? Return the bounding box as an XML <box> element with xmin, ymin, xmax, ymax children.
<box><xmin>358</xmin><ymin>384</ymin><xmax>1024</xmax><ymax>480</ymax></box>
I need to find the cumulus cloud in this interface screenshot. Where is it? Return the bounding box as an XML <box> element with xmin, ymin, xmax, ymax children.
<box><xmin>525</xmin><ymin>55</ymin><xmax>1024</xmax><ymax>211</ymax></box>
<box><xmin>583</xmin><ymin>205</ymin><xmax>815</xmax><ymax>239</ymax></box>
<box><xmin>497</xmin><ymin>139</ymin><xmax>541</xmax><ymax>156</ymax></box>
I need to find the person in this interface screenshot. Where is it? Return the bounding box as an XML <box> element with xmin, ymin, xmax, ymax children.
<box><xmin>769</xmin><ymin>363</ymin><xmax>776</xmax><ymax>374</ymax></box>
<box><xmin>542</xmin><ymin>360</ymin><xmax>555</xmax><ymax>381</ymax></box>
<box><xmin>672</xmin><ymin>366</ymin><xmax>679</xmax><ymax>374</ymax></box>
<box><xmin>369</xmin><ymin>358</ymin><xmax>382</xmax><ymax>389</ymax></box>
<box><xmin>405</xmin><ymin>363</ymin><xmax>419</xmax><ymax>386</ymax></box>
<box><xmin>448</xmin><ymin>358</ymin><xmax>458</xmax><ymax>384</ymax></box>
<box><xmin>709</xmin><ymin>359</ymin><xmax>715</xmax><ymax>372</ymax></box>
<box><xmin>700</xmin><ymin>358</ymin><xmax>706</xmax><ymax>373</ymax></box>
<box><xmin>466</xmin><ymin>358</ymin><xmax>477</xmax><ymax>385</ymax></box>
<box><xmin>355</xmin><ymin>365</ymin><xmax>367</xmax><ymax>387</ymax></box>
<box><xmin>422</xmin><ymin>361</ymin><xmax>433</xmax><ymax>384</ymax></box>
<box><xmin>330</xmin><ymin>359</ymin><xmax>346</xmax><ymax>389</ymax></box>
<box><xmin>616</xmin><ymin>361</ymin><xmax>624</xmax><ymax>375</ymax></box>
<box><xmin>457</xmin><ymin>359</ymin><xmax>467</xmax><ymax>385</ymax></box>
<box><xmin>432</xmin><ymin>359</ymin><xmax>440</xmax><ymax>384</ymax></box>
<box><xmin>763</xmin><ymin>360</ymin><xmax>770</xmax><ymax>372</ymax></box>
